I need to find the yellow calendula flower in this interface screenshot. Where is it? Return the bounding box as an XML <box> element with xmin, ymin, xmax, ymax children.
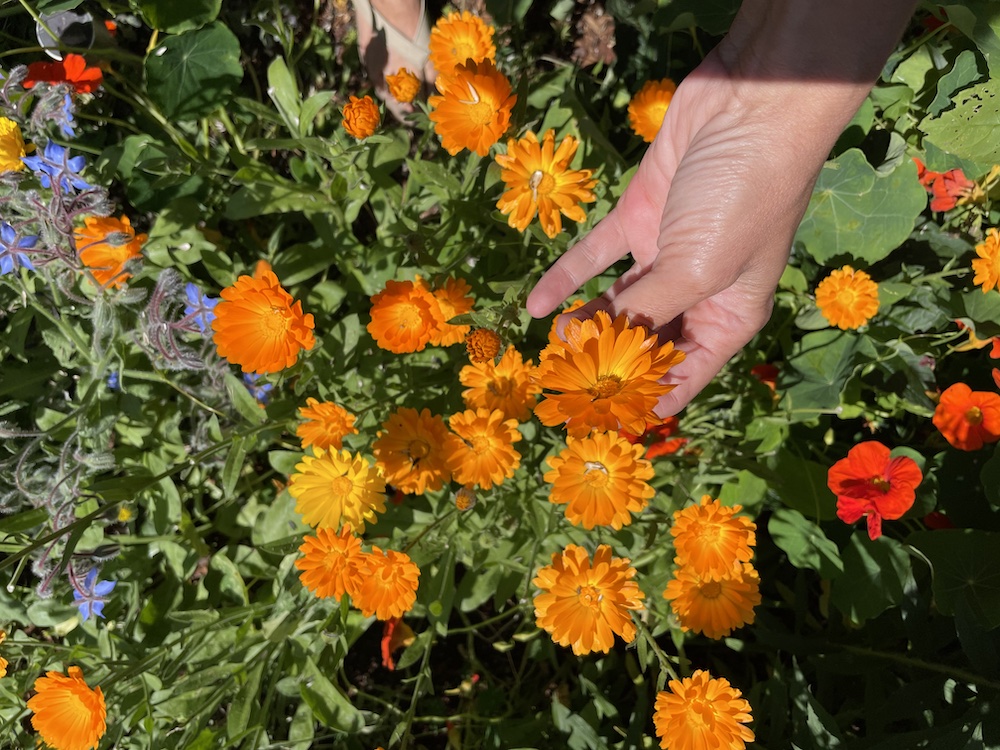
<box><xmin>972</xmin><ymin>227</ymin><xmax>1000</xmax><ymax>293</ymax></box>
<box><xmin>0</xmin><ymin>117</ymin><xmax>28</xmax><ymax>172</ymax></box>
<box><xmin>288</xmin><ymin>447</ymin><xmax>386</xmax><ymax>532</ymax></box>
<box><xmin>815</xmin><ymin>265</ymin><xmax>880</xmax><ymax>329</ymax></box>
<box><xmin>495</xmin><ymin>130</ymin><xmax>597</xmax><ymax>239</ymax></box>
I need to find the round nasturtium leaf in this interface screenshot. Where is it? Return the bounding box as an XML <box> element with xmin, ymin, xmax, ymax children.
<box><xmin>144</xmin><ymin>22</ymin><xmax>243</xmax><ymax>121</ymax></box>
<box><xmin>138</xmin><ymin>0</ymin><xmax>221</xmax><ymax>33</ymax></box>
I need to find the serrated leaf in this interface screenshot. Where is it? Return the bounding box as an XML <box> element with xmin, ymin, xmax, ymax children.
<box><xmin>795</xmin><ymin>149</ymin><xmax>926</xmax><ymax>264</ymax></box>
<box><xmin>922</xmin><ymin>78</ymin><xmax>1000</xmax><ymax>165</ymax></box>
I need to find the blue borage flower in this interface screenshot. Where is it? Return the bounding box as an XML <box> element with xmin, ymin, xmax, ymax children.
<box><xmin>183</xmin><ymin>282</ymin><xmax>219</xmax><ymax>334</ymax></box>
<box><xmin>59</xmin><ymin>93</ymin><xmax>76</xmax><ymax>138</ymax></box>
<box><xmin>243</xmin><ymin>373</ymin><xmax>274</xmax><ymax>404</ymax></box>
<box><xmin>73</xmin><ymin>569</ymin><xmax>116</xmax><ymax>621</ymax></box>
<box><xmin>0</xmin><ymin>221</ymin><xmax>37</xmax><ymax>274</ymax></box>
<box><xmin>22</xmin><ymin>141</ymin><xmax>91</xmax><ymax>191</ymax></box>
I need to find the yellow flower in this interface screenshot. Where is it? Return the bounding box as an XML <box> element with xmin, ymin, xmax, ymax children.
<box><xmin>351</xmin><ymin>546</ymin><xmax>421</xmax><ymax>620</ymax></box>
<box><xmin>428</xmin><ymin>59</ymin><xmax>515</xmax><ymax>157</ymax></box>
<box><xmin>466</xmin><ymin>328</ymin><xmax>502</xmax><ymax>363</ymax></box>
<box><xmin>0</xmin><ymin>117</ymin><xmax>27</xmax><ymax>172</ymax></box>
<box><xmin>428</xmin><ymin>11</ymin><xmax>496</xmax><ymax>75</ymax></box>
<box><xmin>373</xmin><ymin>407</ymin><xmax>452</xmax><ymax>495</ymax></box>
<box><xmin>288</xmin><ymin>447</ymin><xmax>386</xmax><ymax>532</ymax></box>
<box><xmin>427</xmin><ymin>276</ymin><xmax>475</xmax><ymax>346</ymax></box>
<box><xmin>28</xmin><ymin>666</ymin><xmax>107</xmax><ymax>750</ymax></box>
<box><xmin>663</xmin><ymin>563</ymin><xmax>761</xmax><ymax>639</ymax></box>
<box><xmin>296</xmin><ymin>398</ymin><xmax>359</xmax><ymax>451</ymax></box>
<box><xmin>342</xmin><ymin>95</ymin><xmax>380</xmax><ymax>139</ymax></box>
<box><xmin>295</xmin><ymin>525</ymin><xmax>366</xmax><ymax>600</ymax></box>
<box><xmin>459</xmin><ymin>345</ymin><xmax>540</xmax><ymax>422</ymax></box>
<box><xmin>628</xmin><ymin>78</ymin><xmax>677</xmax><ymax>143</ymax></box>
<box><xmin>815</xmin><ymin>265</ymin><xmax>880</xmax><ymax>329</ymax></box>
<box><xmin>653</xmin><ymin>670</ymin><xmax>755</xmax><ymax>750</ymax></box>
<box><xmin>670</xmin><ymin>496</ymin><xmax>756</xmax><ymax>579</ymax></box>
<box><xmin>444</xmin><ymin>408</ymin><xmax>522</xmax><ymax>490</ymax></box>
<box><xmin>544</xmin><ymin>431</ymin><xmax>654</xmax><ymax>529</ymax></box>
<box><xmin>534</xmin><ymin>310</ymin><xmax>685</xmax><ymax>438</ymax></box>
<box><xmin>972</xmin><ymin>227</ymin><xmax>1000</xmax><ymax>293</ymax></box>
<box><xmin>495</xmin><ymin>130</ymin><xmax>597</xmax><ymax>238</ymax></box>
<box><xmin>386</xmin><ymin>67</ymin><xmax>421</xmax><ymax>103</ymax></box>
<box><xmin>533</xmin><ymin>544</ymin><xmax>644</xmax><ymax>655</ymax></box>
<box><xmin>74</xmin><ymin>215</ymin><xmax>146</xmax><ymax>289</ymax></box>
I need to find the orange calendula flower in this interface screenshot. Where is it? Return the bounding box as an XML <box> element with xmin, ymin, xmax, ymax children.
<box><xmin>533</xmin><ymin>544</ymin><xmax>644</xmax><ymax>656</ymax></box>
<box><xmin>653</xmin><ymin>670</ymin><xmax>755</xmax><ymax>750</ymax></box>
<box><xmin>74</xmin><ymin>215</ymin><xmax>146</xmax><ymax>288</ymax></box>
<box><xmin>23</xmin><ymin>53</ymin><xmax>103</xmax><ymax>94</ymax></box>
<box><xmin>342</xmin><ymin>95</ymin><xmax>380</xmax><ymax>139</ymax></box>
<box><xmin>628</xmin><ymin>78</ymin><xmax>677</xmax><ymax>143</ymax></box>
<box><xmin>495</xmin><ymin>130</ymin><xmax>598</xmax><ymax>239</ymax></box>
<box><xmin>296</xmin><ymin>398</ymin><xmax>358</xmax><ymax>451</ymax></box>
<box><xmin>428</xmin><ymin>10</ymin><xmax>496</xmax><ymax>75</ymax></box>
<box><xmin>428</xmin><ymin>59</ymin><xmax>515</xmax><ymax>157</ymax></box>
<box><xmin>460</xmin><ymin>345</ymin><xmax>541</xmax><ymax>422</ymax></box>
<box><xmin>28</xmin><ymin>666</ymin><xmax>107</xmax><ymax>750</ymax></box>
<box><xmin>663</xmin><ymin>563</ymin><xmax>761</xmax><ymax>639</ymax></box>
<box><xmin>827</xmin><ymin>441</ymin><xmax>923</xmax><ymax>540</ymax></box>
<box><xmin>295</xmin><ymin>525</ymin><xmax>365</xmax><ymax>600</ymax></box>
<box><xmin>454</xmin><ymin>485</ymin><xmax>476</xmax><ymax>510</ymax></box>
<box><xmin>972</xmin><ymin>228</ymin><xmax>1000</xmax><ymax>293</ymax></box>
<box><xmin>444</xmin><ymin>408</ymin><xmax>522</xmax><ymax>490</ymax></box>
<box><xmin>815</xmin><ymin>265</ymin><xmax>880</xmax><ymax>330</ymax></box>
<box><xmin>386</xmin><ymin>67</ymin><xmax>421</xmax><ymax>103</ymax></box>
<box><xmin>351</xmin><ymin>546</ymin><xmax>421</xmax><ymax>620</ymax></box>
<box><xmin>0</xmin><ymin>631</ymin><xmax>7</xmax><ymax>678</ymax></box>
<box><xmin>211</xmin><ymin>267</ymin><xmax>315</xmax><ymax>374</ymax></box>
<box><xmin>670</xmin><ymin>496</ymin><xmax>756</xmax><ymax>580</ymax></box>
<box><xmin>466</xmin><ymin>328</ymin><xmax>502</xmax><ymax>363</ymax></box>
<box><xmin>368</xmin><ymin>278</ymin><xmax>446</xmax><ymax>354</ymax></box>
<box><xmin>534</xmin><ymin>310</ymin><xmax>685</xmax><ymax>438</ymax></box>
<box><xmin>548</xmin><ymin>299</ymin><xmax>587</xmax><ymax>344</ymax></box>
<box><xmin>933</xmin><ymin>382</ymin><xmax>1000</xmax><ymax>451</ymax></box>
<box><xmin>373</xmin><ymin>407</ymin><xmax>452</xmax><ymax>495</ymax></box>
<box><xmin>381</xmin><ymin>617</ymin><xmax>416</xmax><ymax>670</ymax></box>
<box><xmin>289</xmin><ymin>447</ymin><xmax>387</xmax><ymax>532</ymax></box>
<box><xmin>544</xmin><ymin>431</ymin><xmax>654</xmax><ymax>529</ymax></box>
<box><xmin>0</xmin><ymin>117</ymin><xmax>28</xmax><ymax>172</ymax></box>
<box><xmin>427</xmin><ymin>276</ymin><xmax>474</xmax><ymax>346</ymax></box>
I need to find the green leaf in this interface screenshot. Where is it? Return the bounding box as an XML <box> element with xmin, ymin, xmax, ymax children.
<box><xmin>982</xmin><ymin>446</ymin><xmax>1000</xmax><ymax>508</ymax></box>
<box><xmin>718</xmin><ymin>469</ymin><xmax>768</xmax><ymax>509</ymax></box>
<box><xmin>222</xmin><ymin>435</ymin><xmax>247</xmax><ymax>499</ymax></box>
<box><xmin>226</xmin><ymin>661</ymin><xmax>264</xmax><ymax>740</ymax></box>
<box><xmin>910</xmin><ymin>530</ymin><xmax>1000</xmax><ymax>628</ymax></box>
<box><xmin>300</xmin><ymin>660</ymin><xmax>364</xmax><ymax>732</ymax></box>
<box><xmin>224</xmin><ymin>374</ymin><xmax>268</xmax><ymax>425</ymax></box>
<box><xmin>928</xmin><ymin>50</ymin><xmax>983</xmax><ymax>117</ymax></box>
<box><xmin>954</xmin><ymin>289</ymin><xmax>1000</xmax><ymax>337</ymax></box>
<box><xmin>138</xmin><ymin>0</ymin><xmax>221</xmax><ymax>32</ymax></box>
<box><xmin>830</xmin><ymin>534</ymin><xmax>911</xmax><ymax>624</ymax></box>
<box><xmin>0</xmin><ymin>508</ymin><xmax>49</xmax><ymax>535</ymax></box>
<box><xmin>769</xmin><ymin>508</ymin><xmax>844</xmax><ymax>579</ymax></box>
<box><xmin>768</xmin><ymin>450</ymin><xmax>838</xmax><ymax>520</ymax></box>
<box><xmin>921</xmin><ymin>79</ymin><xmax>1000</xmax><ymax>165</ymax></box>
<box><xmin>795</xmin><ymin>149</ymin><xmax>926</xmax><ymax>264</ymax></box>
<box><xmin>781</xmin><ymin>330</ymin><xmax>870</xmax><ymax>416</ymax></box>
<box><xmin>267</xmin><ymin>58</ymin><xmax>302</xmax><ymax>137</ymax></box>
<box><xmin>145</xmin><ymin>23</ymin><xmax>243</xmax><ymax>121</ymax></box>
<box><xmin>944</xmin><ymin>3</ymin><xmax>1000</xmax><ymax>78</ymax></box>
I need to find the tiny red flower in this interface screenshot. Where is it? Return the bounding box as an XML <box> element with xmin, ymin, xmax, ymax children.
<box><xmin>23</xmin><ymin>53</ymin><xmax>103</xmax><ymax>94</ymax></box>
<box><xmin>828</xmin><ymin>441</ymin><xmax>922</xmax><ymax>540</ymax></box>
<box><xmin>750</xmin><ymin>363</ymin><xmax>780</xmax><ymax>391</ymax></box>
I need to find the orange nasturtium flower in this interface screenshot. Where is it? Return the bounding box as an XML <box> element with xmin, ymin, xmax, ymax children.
<box><xmin>663</xmin><ymin>562</ymin><xmax>761</xmax><ymax>639</ymax></box>
<box><xmin>341</xmin><ymin>95</ymin><xmax>380</xmax><ymax>139</ymax></box>
<box><xmin>296</xmin><ymin>398</ymin><xmax>358</xmax><ymax>451</ymax></box>
<box><xmin>827</xmin><ymin>441</ymin><xmax>923</xmax><ymax>540</ymax></box>
<box><xmin>295</xmin><ymin>525</ymin><xmax>365</xmax><ymax>600</ymax></box>
<box><xmin>933</xmin><ymin>382</ymin><xmax>1000</xmax><ymax>451</ymax></box>
<box><xmin>368</xmin><ymin>278</ymin><xmax>445</xmax><ymax>354</ymax></box>
<box><xmin>74</xmin><ymin>215</ymin><xmax>146</xmax><ymax>289</ymax></box>
<box><xmin>533</xmin><ymin>544</ymin><xmax>644</xmax><ymax>656</ymax></box>
<box><xmin>815</xmin><ymin>265</ymin><xmax>880</xmax><ymax>330</ymax></box>
<box><xmin>211</xmin><ymin>268</ymin><xmax>315</xmax><ymax>374</ymax></box>
<box><xmin>628</xmin><ymin>78</ymin><xmax>677</xmax><ymax>143</ymax></box>
<box><xmin>350</xmin><ymin>546</ymin><xmax>421</xmax><ymax>620</ymax></box>
<box><xmin>972</xmin><ymin>227</ymin><xmax>1000</xmax><ymax>293</ymax></box>
<box><xmin>28</xmin><ymin>666</ymin><xmax>107</xmax><ymax>750</ymax></box>
<box><xmin>495</xmin><ymin>130</ymin><xmax>598</xmax><ymax>239</ymax></box>
<box><xmin>23</xmin><ymin>53</ymin><xmax>103</xmax><ymax>94</ymax></box>
<box><xmin>381</xmin><ymin>617</ymin><xmax>416</xmax><ymax>670</ymax></box>
<box><xmin>0</xmin><ymin>117</ymin><xmax>28</xmax><ymax>172</ymax></box>
<box><xmin>288</xmin><ymin>447</ymin><xmax>387</xmax><ymax>532</ymax></box>
<box><xmin>386</xmin><ymin>68</ymin><xmax>421</xmax><ymax>103</ymax></box>
<box><xmin>427</xmin><ymin>276</ymin><xmax>474</xmax><ymax>346</ymax></box>
<box><xmin>653</xmin><ymin>670</ymin><xmax>755</xmax><ymax>750</ymax></box>
<box><xmin>428</xmin><ymin>59</ymin><xmax>515</xmax><ymax>157</ymax></box>
<box><xmin>372</xmin><ymin>407</ymin><xmax>453</xmax><ymax>495</ymax></box>
<box><xmin>534</xmin><ymin>310</ymin><xmax>685</xmax><ymax>438</ymax></box>
<box><xmin>459</xmin><ymin>345</ymin><xmax>540</xmax><ymax>422</ymax></box>
<box><xmin>444</xmin><ymin>408</ymin><xmax>522</xmax><ymax>490</ymax></box>
<box><xmin>428</xmin><ymin>10</ymin><xmax>496</xmax><ymax>75</ymax></box>
<box><xmin>670</xmin><ymin>496</ymin><xmax>757</xmax><ymax>579</ymax></box>
<box><xmin>544</xmin><ymin>431</ymin><xmax>655</xmax><ymax>530</ymax></box>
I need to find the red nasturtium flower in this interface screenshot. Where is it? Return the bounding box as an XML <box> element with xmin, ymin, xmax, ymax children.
<box><xmin>380</xmin><ymin>617</ymin><xmax>416</xmax><ymax>670</ymax></box>
<box><xmin>827</xmin><ymin>441</ymin><xmax>923</xmax><ymax>541</ymax></box>
<box><xmin>932</xmin><ymin>382</ymin><xmax>1000</xmax><ymax>451</ymax></box>
<box><xmin>23</xmin><ymin>53</ymin><xmax>103</xmax><ymax>94</ymax></box>
<box><xmin>913</xmin><ymin>158</ymin><xmax>974</xmax><ymax>212</ymax></box>
<box><xmin>619</xmin><ymin>417</ymin><xmax>689</xmax><ymax>458</ymax></box>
